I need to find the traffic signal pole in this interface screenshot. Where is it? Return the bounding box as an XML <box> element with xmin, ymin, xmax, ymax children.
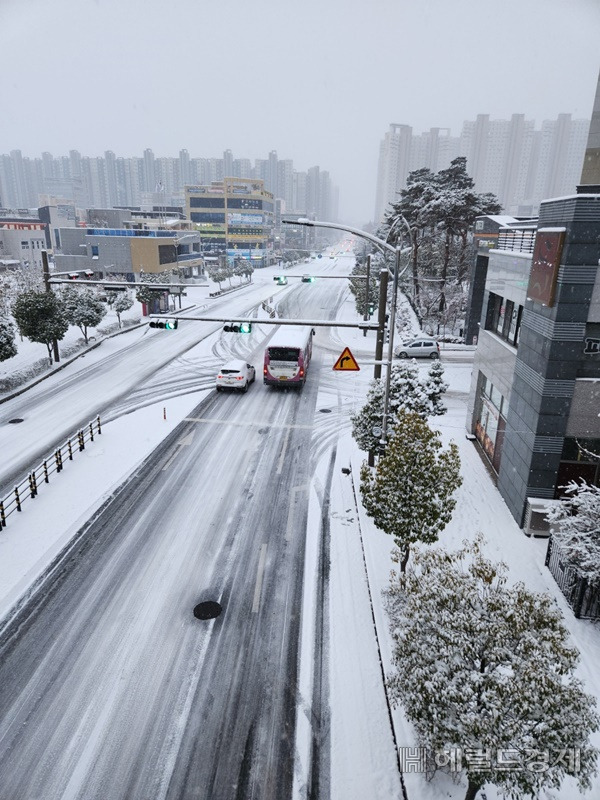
<box><xmin>42</xmin><ymin>250</ymin><xmax>60</xmax><ymax>364</ymax></box>
<box><xmin>373</xmin><ymin>268</ymin><xmax>389</xmax><ymax>381</ymax></box>
<box><xmin>363</xmin><ymin>254</ymin><xmax>371</xmax><ymax>337</ymax></box>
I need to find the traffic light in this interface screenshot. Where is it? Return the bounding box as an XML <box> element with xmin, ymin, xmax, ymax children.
<box><xmin>149</xmin><ymin>319</ymin><xmax>178</xmax><ymax>330</ymax></box>
<box><xmin>68</xmin><ymin>272</ymin><xmax>80</xmax><ymax>280</ymax></box>
<box><xmin>223</xmin><ymin>322</ymin><xmax>252</xmax><ymax>333</ymax></box>
<box><xmin>301</xmin><ymin>275</ymin><xmax>315</xmax><ymax>283</ymax></box>
<box><xmin>368</xmin><ymin>301</ymin><xmax>375</xmax><ymax>316</ymax></box>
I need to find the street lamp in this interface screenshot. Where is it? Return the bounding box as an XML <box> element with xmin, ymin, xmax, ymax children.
<box><xmin>283</xmin><ymin>216</ymin><xmax>413</xmax><ymax>452</ymax></box>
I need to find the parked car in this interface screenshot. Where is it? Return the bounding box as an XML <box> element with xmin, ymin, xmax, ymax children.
<box><xmin>394</xmin><ymin>338</ymin><xmax>440</xmax><ymax>359</ymax></box>
<box><xmin>216</xmin><ymin>360</ymin><xmax>256</xmax><ymax>392</ymax></box>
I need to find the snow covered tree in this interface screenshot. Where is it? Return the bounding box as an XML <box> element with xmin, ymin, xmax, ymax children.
<box><xmin>112</xmin><ymin>292</ymin><xmax>134</xmax><ymax>328</ymax></box>
<box><xmin>233</xmin><ymin>258</ymin><xmax>253</xmax><ymax>283</ymax></box>
<box><xmin>135</xmin><ymin>272</ymin><xmax>166</xmax><ymax>306</ymax></box>
<box><xmin>384</xmin><ymin>538</ymin><xmax>599</xmax><ymax>800</ymax></box>
<box><xmin>349</xmin><ymin>258</ymin><xmax>379</xmax><ymax>318</ymax></box>
<box><xmin>360</xmin><ymin>409</ymin><xmax>461</xmax><ymax>571</ymax></box>
<box><xmin>351</xmin><ymin>377</ymin><xmax>386</xmax><ymax>453</ymax></box>
<box><xmin>545</xmin><ymin>481</ymin><xmax>600</xmax><ymax>587</ymax></box>
<box><xmin>424</xmin><ymin>357</ymin><xmax>448</xmax><ymax>416</ymax></box>
<box><xmin>0</xmin><ymin>316</ymin><xmax>17</xmax><ymax>361</ymax></box>
<box><xmin>207</xmin><ymin>264</ymin><xmax>230</xmax><ymax>291</ymax></box>
<box><xmin>60</xmin><ymin>286</ymin><xmax>106</xmax><ymax>344</ymax></box>
<box><xmin>12</xmin><ymin>290</ymin><xmax>69</xmax><ymax>365</ymax></box>
<box><xmin>351</xmin><ymin>360</ymin><xmax>448</xmax><ymax>453</ymax></box>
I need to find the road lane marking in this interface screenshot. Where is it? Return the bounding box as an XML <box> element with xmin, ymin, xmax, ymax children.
<box><xmin>184</xmin><ymin>416</ymin><xmax>312</xmax><ymax>430</ymax></box>
<box><xmin>162</xmin><ymin>430</ymin><xmax>195</xmax><ymax>470</ymax></box>
<box><xmin>252</xmin><ymin>544</ymin><xmax>268</xmax><ymax>613</ymax></box>
<box><xmin>277</xmin><ymin>428</ymin><xmax>290</xmax><ymax>474</ymax></box>
<box><xmin>286</xmin><ymin>484</ymin><xmax>309</xmax><ymax>541</ymax></box>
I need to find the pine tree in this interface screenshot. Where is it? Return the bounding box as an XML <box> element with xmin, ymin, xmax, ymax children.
<box><xmin>424</xmin><ymin>358</ymin><xmax>448</xmax><ymax>416</ymax></box>
<box><xmin>546</xmin><ymin>481</ymin><xmax>600</xmax><ymax>587</ymax></box>
<box><xmin>61</xmin><ymin>287</ymin><xmax>106</xmax><ymax>344</ymax></box>
<box><xmin>349</xmin><ymin>258</ymin><xmax>379</xmax><ymax>318</ymax></box>
<box><xmin>359</xmin><ymin>409</ymin><xmax>461</xmax><ymax>571</ymax></box>
<box><xmin>12</xmin><ymin>291</ymin><xmax>69</xmax><ymax>365</ymax></box>
<box><xmin>0</xmin><ymin>316</ymin><xmax>17</xmax><ymax>362</ymax></box>
<box><xmin>384</xmin><ymin>538</ymin><xmax>599</xmax><ymax>800</ymax></box>
<box><xmin>351</xmin><ymin>361</ymin><xmax>448</xmax><ymax>453</ymax></box>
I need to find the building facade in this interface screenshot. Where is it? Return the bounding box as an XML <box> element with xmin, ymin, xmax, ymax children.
<box><xmin>466</xmin><ymin>191</ymin><xmax>600</xmax><ymax>528</ymax></box>
<box><xmin>185</xmin><ymin>178</ymin><xmax>274</xmax><ymax>266</ymax></box>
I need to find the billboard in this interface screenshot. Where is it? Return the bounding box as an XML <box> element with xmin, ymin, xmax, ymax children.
<box><xmin>227</xmin><ymin>212</ymin><xmax>263</xmax><ymax>226</ymax></box>
<box><xmin>526</xmin><ymin>228</ymin><xmax>565</xmax><ymax>307</ymax></box>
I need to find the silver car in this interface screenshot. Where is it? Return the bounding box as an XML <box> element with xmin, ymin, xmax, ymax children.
<box><xmin>394</xmin><ymin>338</ymin><xmax>440</xmax><ymax>359</ymax></box>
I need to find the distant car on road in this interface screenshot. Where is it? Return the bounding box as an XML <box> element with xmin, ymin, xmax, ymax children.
<box><xmin>216</xmin><ymin>360</ymin><xmax>256</xmax><ymax>392</ymax></box>
<box><xmin>394</xmin><ymin>338</ymin><xmax>440</xmax><ymax>359</ymax></box>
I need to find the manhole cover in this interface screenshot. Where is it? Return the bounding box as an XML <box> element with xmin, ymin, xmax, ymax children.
<box><xmin>8</xmin><ymin>418</ymin><xmax>24</xmax><ymax>424</ymax></box>
<box><xmin>193</xmin><ymin>601</ymin><xmax>222</xmax><ymax>620</ymax></box>
<box><xmin>258</xmin><ymin>427</ymin><xmax>268</xmax><ymax>434</ymax></box>
<box><xmin>319</xmin><ymin>408</ymin><xmax>332</xmax><ymax>413</ymax></box>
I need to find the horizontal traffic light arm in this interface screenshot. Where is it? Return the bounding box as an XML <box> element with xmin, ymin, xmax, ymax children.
<box><xmin>273</xmin><ymin>274</ymin><xmax>369</xmax><ymax>280</ymax></box>
<box><xmin>147</xmin><ymin>315</ymin><xmax>380</xmax><ymax>330</ymax></box>
<box><xmin>49</xmin><ymin>279</ymin><xmax>209</xmax><ymax>289</ymax></box>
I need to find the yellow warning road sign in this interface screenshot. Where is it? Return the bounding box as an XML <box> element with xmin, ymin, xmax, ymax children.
<box><xmin>333</xmin><ymin>347</ymin><xmax>360</xmax><ymax>371</ymax></box>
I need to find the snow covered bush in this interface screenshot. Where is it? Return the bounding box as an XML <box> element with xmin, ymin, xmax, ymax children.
<box><xmin>351</xmin><ymin>360</ymin><xmax>448</xmax><ymax>453</ymax></box>
<box><xmin>384</xmin><ymin>537</ymin><xmax>599</xmax><ymax>800</ymax></box>
<box><xmin>545</xmin><ymin>481</ymin><xmax>600</xmax><ymax>587</ymax></box>
<box><xmin>0</xmin><ymin>316</ymin><xmax>17</xmax><ymax>362</ymax></box>
<box><xmin>359</xmin><ymin>409</ymin><xmax>461</xmax><ymax>571</ymax></box>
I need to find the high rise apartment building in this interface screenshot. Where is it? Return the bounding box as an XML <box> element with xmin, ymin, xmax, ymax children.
<box><xmin>374</xmin><ymin>113</ymin><xmax>590</xmax><ymax>224</ymax></box>
<box><xmin>0</xmin><ymin>149</ymin><xmax>337</xmax><ymax>223</ymax></box>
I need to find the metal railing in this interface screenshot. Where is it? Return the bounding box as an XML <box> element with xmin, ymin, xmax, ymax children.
<box><xmin>545</xmin><ymin>537</ymin><xmax>600</xmax><ymax>619</ymax></box>
<box><xmin>0</xmin><ymin>416</ymin><xmax>102</xmax><ymax>529</ymax></box>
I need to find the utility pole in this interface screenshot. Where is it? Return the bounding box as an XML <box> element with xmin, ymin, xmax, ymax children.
<box><xmin>42</xmin><ymin>250</ymin><xmax>60</xmax><ymax>363</ymax></box>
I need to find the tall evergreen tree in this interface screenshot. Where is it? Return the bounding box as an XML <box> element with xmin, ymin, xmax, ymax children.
<box><xmin>360</xmin><ymin>409</ymin><xmax>461</xmax><ymax>571</ymax></box>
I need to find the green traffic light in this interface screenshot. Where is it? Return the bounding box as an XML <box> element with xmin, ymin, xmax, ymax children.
<box><xmin>165</xmin><ymin>320</ymin><xmax>178</xmax><ymax>330</ymax></box>
<box><xmin>239</xmin><ymin>322</ymin><xmax>252</xmax><ymax>334</ymax></box>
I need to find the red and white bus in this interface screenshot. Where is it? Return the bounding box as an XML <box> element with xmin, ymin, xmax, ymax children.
<box><xmin>263</xmin><ymin>326</ymin><xmax>314</xmax><ymax>388</ymax></box>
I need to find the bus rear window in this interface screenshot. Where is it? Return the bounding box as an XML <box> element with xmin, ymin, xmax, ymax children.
<box><xmin>268</xmin><ymin>347</ymin><xmax>300</xmax><ymax>361</ymax></box>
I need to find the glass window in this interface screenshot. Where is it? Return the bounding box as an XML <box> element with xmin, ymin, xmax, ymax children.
<box><xmin>268</xmin><ymin>347</ymin><xmax>300</xmax><ymax>362</ymax></box>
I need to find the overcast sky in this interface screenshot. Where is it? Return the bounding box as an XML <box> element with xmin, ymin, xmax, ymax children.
<box><xmin>1</xmin><ymin>0</ymin><xmax>599</xmax><ymax>224</ymax></box>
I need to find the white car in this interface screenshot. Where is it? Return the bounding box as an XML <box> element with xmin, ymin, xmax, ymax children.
<box><xmin>394</xmin><ymin>338</ymin><xmax>440</xmax><ymax>359</ymax></box>
<box><xmin>216</xmin><ymin>360</ymin><xmax>256</xmax><ymax>393</ymax></box>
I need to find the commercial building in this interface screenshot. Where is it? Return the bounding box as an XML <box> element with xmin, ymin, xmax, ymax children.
<box><xmin>465</xmin><ymin>190</ymin><xmax>600</xmax><ymax>530</ymax></box>
<box><xmin>0</xmin><ymin>213</ymin><xmax>46</xmax><ymax>271</ymax></box>
<box><xmin>185</xmin><ymin>178</ymin><xmax>274</xmax><ymax>266</ymax></box>
<box><xmin>54</xmin><ymin>226</ymin><xmax>204</xmax><ymax>280</ymax></box>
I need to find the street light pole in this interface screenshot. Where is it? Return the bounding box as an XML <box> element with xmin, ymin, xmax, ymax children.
<box><xmin>282</xmin><ymin>216</ymin><xmax>413</xmax><ymax>454</ymax></box>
